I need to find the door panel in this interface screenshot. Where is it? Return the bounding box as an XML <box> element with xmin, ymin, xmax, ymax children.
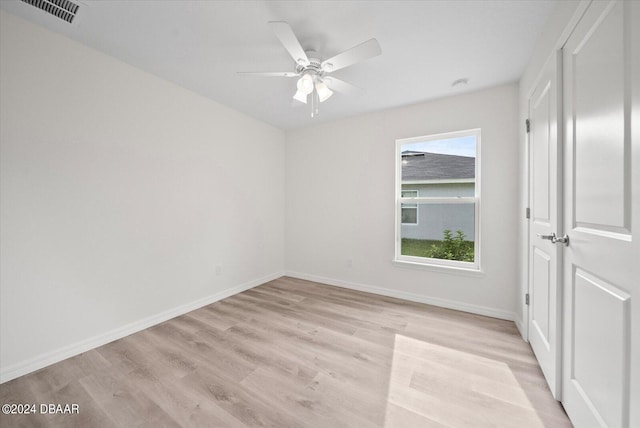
<box><xmin>528</xmin><ymin>52</ymin><xmax>562</xmax><ymax>399</ymax></box>
<box><xmin>573</xmin><ymin>0</ymin><xmax>628</xmax><ymax>232</ymax></box>
<box><xmin>532</xmin><ymin>248</ymin><xmax>551</xmax><ymax>344</ymax></box>
<box><xmin>572</xmin><ymin>269</ymin><xmax>630</xmax><ymax>428</ymax></box>
<box><xmin>562</xmin><ymin>1</ymin><xmax>638</xmax><ymax>426</ymax></box>
<box><xmin>532</xmin><ymin>84</ymin><xmax>551</xmax><ymax>223</ymax></box>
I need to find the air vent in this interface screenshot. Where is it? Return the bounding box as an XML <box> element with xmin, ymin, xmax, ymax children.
<box><xmin>20</xmin><ymin>0</ymin><xmax>80</xmax><ymax>24</ymax></box>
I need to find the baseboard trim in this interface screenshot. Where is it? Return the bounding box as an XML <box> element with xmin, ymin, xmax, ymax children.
<box><xmin>0</xmin><ymin>271</ymin><xmax>284</xmax><ymax>384</ymax></box>
<box><xmin>514</xmin><ymin>316</ymin><xmax>528</xmax><ymax>341</ymax></box>
<box><xmin>285</xmin><ymin>271</ymin><xmax>516</xmax><ymax>322</ymax></box>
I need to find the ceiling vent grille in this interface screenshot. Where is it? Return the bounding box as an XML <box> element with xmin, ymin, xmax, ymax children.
<box><xmin>20</xmin><ymin>0</ymin><xmax>80</xmax><ymax>24</ymax></box>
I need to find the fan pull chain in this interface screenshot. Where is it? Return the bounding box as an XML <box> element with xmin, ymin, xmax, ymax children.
<box><xmin>311</xmin><ymin>88</ymin><xmax>319</xmax><ymax>118</ymax></box>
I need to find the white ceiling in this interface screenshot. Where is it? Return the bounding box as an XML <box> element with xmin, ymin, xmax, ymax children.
<box><xmin>1</xmin><ymin>0</ymin><xmax>556</xmax><ymax>130</ymax></box>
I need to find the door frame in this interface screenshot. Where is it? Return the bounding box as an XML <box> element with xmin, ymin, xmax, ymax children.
<box><xmin>521</xmin><ymin>0</ymin><xmax>592</xmax><ymax>397</ymax></box>
<box><xmin>523</xmin><ymin>1</ymin><xmax>592</xmax><ymax>345</ymax></box>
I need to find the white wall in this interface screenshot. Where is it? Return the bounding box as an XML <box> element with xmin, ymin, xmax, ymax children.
<box><xmin>0</xmin><ymin>1</ymin><xmax>588</xmax><ymax>383</ymax></box>
<box><xmin>0</xmin><ymin>11</ymin><xmax>285</xmax><ymax>381</ymax></box>
<box><xmin>285</xmin><ymin>84</ymin><xmax>519</xmax><ymax>319</ymax></box>
<box><xmin>516</xmin><ymin>0</ymin><xmax>583</xmax><ymax>338</ymax></box>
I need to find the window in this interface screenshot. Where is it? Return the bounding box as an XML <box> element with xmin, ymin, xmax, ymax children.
<box><xmin>401</xmin><ymin>190</ymin><xmax>418</xmax><ymax>224</ymax></box>
<box><xmin>395</xmin><ymin>129</ymin><xmax>480</xmax><ymax>270</ymax></box>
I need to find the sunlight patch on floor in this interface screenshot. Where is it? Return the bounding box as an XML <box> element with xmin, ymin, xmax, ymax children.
<box><xmin>384</xmin><ymin>334</ymin><xmax>545</xmax><ymax>428</ymax></box>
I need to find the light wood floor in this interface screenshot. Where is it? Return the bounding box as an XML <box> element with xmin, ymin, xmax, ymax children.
<box><xmin>0</xmin><ymin>277</ymin><xmax>571</xmax><ymax>427</ymax></box>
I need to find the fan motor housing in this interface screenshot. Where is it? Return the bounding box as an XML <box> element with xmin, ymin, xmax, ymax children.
<box><xmin>297</xmin><ymin>51</ymin><xmax>323</xmax><ymax>75</ymax></box>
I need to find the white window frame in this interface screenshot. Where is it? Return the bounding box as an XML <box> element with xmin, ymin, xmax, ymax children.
<box><xmin>394</xmin><ymin>128</ymin><xmax>481</xmax><ymax>272</ymax></box>
<box><xmin>401</xmin><ymin>189</ymin><xmax>419</xmax><ymax>225</ymax></box>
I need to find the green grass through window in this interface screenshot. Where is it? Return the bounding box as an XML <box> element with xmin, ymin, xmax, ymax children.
<box><xmin>401</xmin><ymin>230</ymin><xmax>474</xmax><ymax>262</ymax></box>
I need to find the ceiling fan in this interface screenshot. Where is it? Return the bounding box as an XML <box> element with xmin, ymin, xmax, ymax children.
<box><xmin>238</xmin><ymin>22</ymin><xmax>382</xmax><ymax>117</ymax></box>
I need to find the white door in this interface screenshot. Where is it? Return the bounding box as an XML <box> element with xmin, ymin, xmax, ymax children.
<box><xmin>562</xmin><ymin>0</ymin><xmax>640</xmax><ymax>426</ymax></box>
<box><xmin>527</xmin><ymin>52</ymin><xmax>562</xmax><ymax>399</ymax></box>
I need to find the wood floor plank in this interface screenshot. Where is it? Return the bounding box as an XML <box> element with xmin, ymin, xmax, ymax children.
<box><xmin>240</xmin><ymin>366</ymin><xmax>378</xmax><ymax>428</ymax></box>
<box><xmin>384</xmin><ymin>402</ymin><xmax>449</xmax><ymax>428</ymax></box>
<box><xmin>0</xmin><ymin>277</ymin><xmax>571</xmax><ymax>427</ymax></box>
<box><xmin>194</xmin><ymin>323</ymin><xmax>319</xmax><ymax>385</ymax></box>
<box><xmin>79</xmin><ymin>370</ymin><xmax>180</xmax><ymax>427</ymax></box>
<box><xmin>125</xmin><ymin>364</ymin><xmax>246</xmax><ymax>427</ymax></box>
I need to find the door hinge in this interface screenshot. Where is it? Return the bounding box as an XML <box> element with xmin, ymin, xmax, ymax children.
<box><xmin>525</xmin><ymin>207</ymin><xmax>530</xmax><ymax>219</ymax></box>
<box><xmin>525</xmin><ymin>119</ymin><xmax>530</xmax><ymax>134</ymax></box>
<box><xmin>525</xmin><ymin>293</ymin><xmax>530</xmax><ymax>306</ymax></box>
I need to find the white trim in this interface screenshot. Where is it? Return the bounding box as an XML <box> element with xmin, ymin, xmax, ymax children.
<box><xmin>402</xmin><ymin>178</ymin><xmax>476</xmax><ymax>185</ymax></box>
<box><xmin>400</xmin><ymin>196</ymin><xmax>476</xmax><ymax>204</ymax></box>
<box><xmin>285</xmin><ymin>271</ymin><xmax>515</xmax><ymax>321</ymax></box>
<box><xmin>522</xmin><ymin>104</ymin><xmax>531</xmax><ymax>342</ymax></box>
<box><xmin>391</xmin><ymin>259</ymin><xmax>483</xmax><ymax>277</ymax></box>
<box><xmin>397</xmin><ymin>128</ymin><xmax>482</xmax><ymax>146</ymax></box>
<box><xmin>395</xmin><ymin>128</ymin><xmax>481</xmax><ymax>271</ymax></box>
<box><xmin>0</xmin><ymin>271</ymin><xmax>284</xmax><ymax>384</ymax></box>
<box><xmin>524</xmin><ymin>1</ymin><xmax>591</xmax><ymax>102</ymax></box>
<box><xmin>514</xmin><ymin>316</ymin><xmax>528</xmax><ymax>341</ymax></box>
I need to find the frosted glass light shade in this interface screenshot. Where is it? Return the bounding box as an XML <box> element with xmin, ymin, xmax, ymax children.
<box><xmin>315</xmin><ymin>80</ymin><xmax>333</xmax><ymax>102</ymax></box>
<box><xmin>293</xmin><ymin>89</ymin><xmax>307</xmax><ymax>103</ymax></box>
<box><xmin>297</xmin><ymin>73</ymin><xmax>314</xmax><ymax>94</ymax></box>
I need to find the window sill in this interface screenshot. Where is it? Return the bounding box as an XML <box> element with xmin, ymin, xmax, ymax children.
<box><xmin>392</xmin><ymin>259</ymin><xmax>485</xmax><ymax>278</ymax></box>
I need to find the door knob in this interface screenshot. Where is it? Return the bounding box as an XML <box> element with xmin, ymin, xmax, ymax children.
<box><xmin>537</xmin><ymin>232</ymin><xmax>570</xmax><ymax>246</ymax></box>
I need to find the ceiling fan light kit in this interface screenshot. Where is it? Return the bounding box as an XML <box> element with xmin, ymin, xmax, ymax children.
<box><xmin>238</xmin><ymin>21</ymin><xmax>381</xmax><ymax>118</ymax></box>
<box><xmin>293</xmin><ymin>89</ymin><xmax>308</xmax><ymax>104</ymax></box>
<box><xmin>297</xmin><ymin>72</ymin><xmax>314</xmax><ymax>94</ymax></box>
<box><xmin>315</xmin><ymin>80</ymin><xmax>332</xmax><ymax>102</ymax></box>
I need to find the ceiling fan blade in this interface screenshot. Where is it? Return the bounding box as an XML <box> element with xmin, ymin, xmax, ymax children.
<box><xmin>268</xmin><ymin>21</ymin><xmax>309</xmax><ymax>66</ymax></box>
<box><xmin>237</xmin><ymin>71</ymin><xmax>299</xmax><ymax>77</ymax></box>
<box><xmin>321</xmin><ymin>38</ymin><xmax>381</xmax><ymax>72</ymax></box>
<box><xmin>323</xmin><ymin>77</ymin><xmax>361</xmax><ymax>94</ymax></box>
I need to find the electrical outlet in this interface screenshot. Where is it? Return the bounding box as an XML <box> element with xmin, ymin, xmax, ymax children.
<box><xmin>347</xmin><ymin>259</ymin><xmax>353</xmax><ymax>268</ymax></box>
<box><xmin>215</xmin><ymin>265</ymin><xmax>222</xmax><ymax>275</ymax></box>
